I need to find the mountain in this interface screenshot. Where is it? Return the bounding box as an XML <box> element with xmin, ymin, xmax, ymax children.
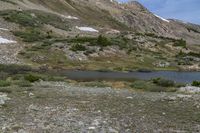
<box><xmin>0</xmin><ymin>0</ymin><xmax>200</xmax><ymax>71</ymax></box>
<box><xmin>1</xmin><ymin>0</ymin><xmax>200</xmax><ymax>43</ymax></box>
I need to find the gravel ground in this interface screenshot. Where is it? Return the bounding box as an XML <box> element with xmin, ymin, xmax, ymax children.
<box><xmin>0</xmin><ymin>81</ymin><xmax>200</xmax><ymax>133</ymax></box>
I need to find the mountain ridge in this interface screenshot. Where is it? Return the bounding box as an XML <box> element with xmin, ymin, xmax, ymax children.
<box><xmin>6</xmin><ymin>0</ymin><xmax>199</xmax><ymax>44</ymax></box>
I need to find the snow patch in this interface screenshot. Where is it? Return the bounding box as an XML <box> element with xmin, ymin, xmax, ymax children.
<box><xmin>76</xmin><ymin>26</ymin><xmax>99</xmax><ymax>32</ymax></box>
<box><xmin>60</xmin><ymin>15</ymin><xmax>78</xmax><ymax>20</ymax></box>
<box><xmin>0</xmin><ymin>36</ymin><xmax>16</xmax><ymax>44</ymax></box>
<box><xmin>154</xmin><ymin>14</ymin><xmax>170</xmax><ymax>23</ymax></box>
<box><xmin>0</xmin><ymin>28</ymin><xmax>9</xmax><ymax>31</ymax></box>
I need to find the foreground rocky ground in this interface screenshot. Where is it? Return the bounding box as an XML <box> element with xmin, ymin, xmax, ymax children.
<box><xmin>0</xmin><ymin>81</ymin><xmax>200</xmax><ymax>133</ymax></box>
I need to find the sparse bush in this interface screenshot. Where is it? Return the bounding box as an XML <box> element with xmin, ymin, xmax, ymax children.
<box><xmin>152</xmin><ymin>78</ymin><xmax>175</xmax><ymax>87</ymax></box>
<box><xmin>70</xmin><ymin>44</ymin><xmax>86</xmax><ymax>51</ymax></box>
<box><xmin>0</xmin><ymin>72</ymin><xmax>9</xmax><ymax>80</ymax></box>
<box><xmin>130</xmin><ymin>80</ymin><xmax>175</xmax><ymax>92</ymax></box>
<box><xmin>0</xmin><ymin>80</ymin><xmax>11</xmax><ymax>87</ymax></box>
<box><xmin>13</xmin><ymin>28</ymin><xmax>45</xmax><ymax>42</ymax></box>
<box><xmin>192</xmin><ymin>81</ymin><xmax>200</xmax><ymax>87</ymax></box>
<box><xmin>0</xmin><ymin>64</ymin><xmax>31</xmax><ymax>75</ymax></box>
<box><xmin>97</xmin><ymin>35</ymin><xmax>112</xmax><ymax>46</ymax></box>
<box><xmin>173</xmin><ymin>39</ymin><xmax>186</xmax><ymax>48</ymax></box>
<box><xmin>130</xmin><ymin>80</ymin><xmax>148</xmax><ymax>89</ymax></box>
<box><xmin>188</xmin><ymin>52</ymin><xmax>200</xmax><ymax>58</ymax></box>
<box><xmin>0</xmin><ymin>10</ymin><xmax>39</xmax><ymax>27</ymax></box>
<box><xmin>24</xmin><ymin>74</ymin><xmax>41</xmax><ymax>82</ymax></box>
<box><xmin>69</xmin><ymin>37</ymin><xmax>96</xmax><ymax>43</ymax></box>
<box><xmin>16</xmin><ymin>80</ymin><xmax>32</xmax><ymax>87</ymax></box>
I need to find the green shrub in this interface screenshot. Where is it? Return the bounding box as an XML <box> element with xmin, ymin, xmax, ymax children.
<box><xmin>69</xmin><ymin>37</ymin><xmax>97</xmax><ymax>43</ymax></box>
<box><xmin>24</xmin><ymin>74</ymin><xmax>41</xmax><ymax>82</ymax></box>
<box><xmin>130</xmin><ymin>80</ymin><xmax>174</xmax><ymax>92</ymax></box>
<box><xmin>173</xmin><ymin>39</ymin><xmax>186</xmax><ymax>48</ymax></box>
<box><xmin>192</xmin><ymin>81</ymin><xmax>200</xmax><ymax>87</ymax></box>
<box><xmin>152</xmin><ymin>78</ymin><xmax>175</xmax><ymax>87</ymax></box>
<box><xmin>0</xmin><ymin>80</ymin><xmax>11</xmax><ymax>87</ymax></box>
<box><xmin>0</xmin><ymin>64</ymin><xmax>31</xmax><ymax>75</ymax></box>
<box><xmin>130</xmin><ymin>81</ymin><xmax>148</xmax><ymax>90</ymax></box>
<box><xmin>16</xmin><ymin>80</ymin><xmax>32</xmax><ymax>87</ymax></box>
<box><xmin>0</xmin><ymin>72</ymin><xmax>9</xmax><ymax>80</ymax></box>
<box><xmin>187</xmin><ymin>52</ymin><xmax>200</xmax><ymax>58</ymax></box>
<box><xmin>13</xmin><ymin>28</ymin><xmax>45</xmax><ymax>42</ymax></box>
<box><xmin>0</xmin><ymin>10</ymin><xmax>40</xmax><ymax>27</ymax></box>
<box><xmin>97</xmin><ymin>35</ymin><xmax>112</xmax><ymax>46</ymax></box>
<box><xmin>70</xmin><ymin>44</ymin><xmax>86</xmax><ymax>51</ymax></box>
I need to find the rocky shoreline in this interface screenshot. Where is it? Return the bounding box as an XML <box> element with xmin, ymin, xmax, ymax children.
<box><xmin>0</xmin><ymin>81</ymin><xmax>200</xmax><ymax>132</ymax></box>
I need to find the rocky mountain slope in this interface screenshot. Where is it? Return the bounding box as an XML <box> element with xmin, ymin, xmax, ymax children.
<box><xmin>0</xmin><ymin>0</ymin><xmax>200</xmax><ymax>71</ymax></box>
<box><xmin>1</xmin><ymin>0</ymin><xmax>200</xmax><ymax>43</ymax></box>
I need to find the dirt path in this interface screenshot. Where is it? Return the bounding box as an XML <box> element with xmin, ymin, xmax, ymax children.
<box><xmin>0</xmin><ymin>81</ymin><xmax>200</xmax><ymax>132</ymax></box>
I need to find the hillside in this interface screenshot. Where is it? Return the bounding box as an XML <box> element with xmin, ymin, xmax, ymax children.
<box><xmin>0</xmin><ymin>0</ymin><xmax>200</xmax><ymax>71</ymax></box>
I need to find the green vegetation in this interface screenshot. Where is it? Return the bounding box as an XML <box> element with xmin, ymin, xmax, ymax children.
<box><xmin>0</xmin><ymin>80</ymin><xmax>11</xmax><ymax>87</ymax></box>
<box><xmin>0</xmin><ymin>9</ymin><xmax>196</xmax><ymax>72</ymax></box>
<box><xmin>0</xmin><ymin>64</ymin><xmax>66</xmax><ymax>88</ymax></box>
<box><xmin>15</xmin><ymin>80</ymin><xmax>32</xmax><ymax>87</ymax></box>
<box><xmin>0</xmin><ymin>10</ymin><xmax>40</xmax><ymax>27</ymax></box>
<box><xmin>152</xmin><ymin>78</ymin><xmax>175</xmax><ymax>87</ymax></box>
<box><xmin>0</xmin><ymin>10</ymin><xmax>70</xmax><ymax>30</ymax></box>
<box><xmin>24</xmin><ymin>74</ymin><xmax>41</xmax><ymax>82</ymax></box>
<box><xmin>173</xmin><ymin>39</ymin><xmax>187</xmax><ymax>48</ymax></box>
<box><xmin>130</xmin><ymin>80</ymin><xmax>148</xmax><ymax>90</ymax></box>
<box><xmin>177</xmin><ymin>51</ymin><xmax>200</xmax><ymax>58</ymax></box>
<box><xmin>83</xmin><ymin>81</ymin><xmax>109</xmax><ymax>88</ymax></box>
<box><xmin>192</xmin><ymin>81</ymin><xmax>200</xmax><ymax>87</ymax></box>
<box><xmin>13</xmin><ymin>28</ymin><xmax>46</xmax><ymax>42</ymax></box>
<box><xmin>68</xmin><ymin>36</ymin><xmax>97</xmax><ymax>44</ymax></box>
<box><xmin>97</xmin><ymin>35</ymin><xmax>112</xmax><ymax>47</ymax></box>
<box><xmin>0</xmin><ymin>64</ymin><xmax>31</xmax><ymax>75</ymax></box>
<box><xmin>130</xmin><ymin>79</ymin><xmax>177</xmax><ymax>92</ymax></box>
<box><xmin>187</xmin><ymin>52</ymin><xmax>200</xmax><ymax>58</ymax></box>
<box><xmin>67</xmin><ymin>35</ymin><xmax>130</xmax><ymax>48</ymax></box>
<box><xmin>70</xmin><ymin>44</ymin><xmax>86</xmax><ymax>51</ymax></box>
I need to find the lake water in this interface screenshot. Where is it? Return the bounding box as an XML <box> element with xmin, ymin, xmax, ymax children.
<box><xmin>63</xmin><ymin>70</ymin><xmax>200</xmax><ymax>83</ymax></box>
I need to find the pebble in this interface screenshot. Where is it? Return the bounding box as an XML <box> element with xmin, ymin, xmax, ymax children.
<box><xmin>88</xmin><ymin>126</ymin><xmax>96</xmax><ymax>130</ymax></box>
<box><xmin>126</xmin><ymin>96</ymin><xmax>133</xmax><ymax>99</ymax></box>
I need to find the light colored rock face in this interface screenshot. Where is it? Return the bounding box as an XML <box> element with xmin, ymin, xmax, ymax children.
<box><xmin>179</xmin><ymin>86</ymin><xmax>200</xmax><ymax>93</ymax></box>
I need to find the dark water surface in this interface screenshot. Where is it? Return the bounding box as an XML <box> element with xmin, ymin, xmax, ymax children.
<box><xmin>63</xmin><ymin>70</ymin><xmax>200</xmax><ymax>83</ymax></box>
